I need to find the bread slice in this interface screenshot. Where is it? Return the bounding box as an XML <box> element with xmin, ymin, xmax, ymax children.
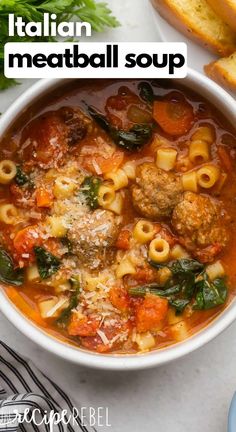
<box><xmin>151</xmin><ymin>0</ymin><xmax>236</xmax><ymax>56</ymax></box>
<box><xmin>206</xmin><ymin>0</ymin><xmax>236</xmax><ymax>33</ymax></box>
<box><xmin>205</xmin><ymin>52</ymin><xmax>236</xmax><ymax>91</ymax></box>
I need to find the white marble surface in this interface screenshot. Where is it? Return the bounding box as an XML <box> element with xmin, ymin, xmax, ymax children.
<box><xmin>1</xmin><ymin>1</ymin><xmax>236</xmax><ymax>431</ymax></box>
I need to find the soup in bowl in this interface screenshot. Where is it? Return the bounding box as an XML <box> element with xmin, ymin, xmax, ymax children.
<box><xmin>0</xmin><ymin>71</ymin><xmax>235</xmax><ymax>369</ymax></box>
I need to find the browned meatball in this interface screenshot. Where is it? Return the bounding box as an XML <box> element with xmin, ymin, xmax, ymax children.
<box><xmin>131</xmin><ymin>163</ymin><xmax>183</xmax><ymax>219</ymax></box>
<box><xmin>172</xmin><ymin>192</ymin><xmax>229</xmax><ymax>249</ymax></box>
<box><xmin>68</xmin><ymin>209</ymin><xmax>119</xmax><ymax>269</ymax></box>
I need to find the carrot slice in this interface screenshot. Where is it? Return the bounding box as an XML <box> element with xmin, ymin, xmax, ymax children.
<box><xmin>35</xmin><ymin>187</ymin><xmax>53</xmax><ymax>208</ymax></box>
<box><xmin>153</xmin><ymin>98</ymin><xmax>194</xmax><ymax>136</ymax></box>
<box><xmin>6</xmin><ymin>287</ymin><xmax>46</xmax><ymax>327</ymax></box>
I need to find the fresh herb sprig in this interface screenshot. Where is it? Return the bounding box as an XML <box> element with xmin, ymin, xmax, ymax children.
<box><xmin>0</xmin><ymin>0</ymin><xmax>119</xmax><ymax>90</ymax></box>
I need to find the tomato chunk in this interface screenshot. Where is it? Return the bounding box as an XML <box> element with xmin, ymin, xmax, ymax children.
<box><xmin>13</xmin><ymin>225</ymin><xmax>42</xmax><ymax>257</ymax></box>
<box><xmin>135</xmin><ymin>294</ymin><xmax>168</xmax><ymax>333</ymax></box>
<box><xmin>109</xmin><ymin>286</ymin><xmax>130</xmax><ymax>312</ymax></box>
<box><xmin>115</xmin><ymin>229</ymin><xmax>131</xmax><ymax>250</ymax></box>
<box><xmin>68</xmin><ymin>315</ymin><xmax>99</xmax><ymax>337</ymax></box>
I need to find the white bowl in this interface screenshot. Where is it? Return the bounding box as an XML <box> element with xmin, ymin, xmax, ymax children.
<box><xmin>0</xmin><ymin>69</ymin><xmax>236</xmax><ymax>370</ymax></box>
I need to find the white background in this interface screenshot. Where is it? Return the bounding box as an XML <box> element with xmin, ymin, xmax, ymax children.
<box><xmin>1</xmin><ymin>1</ymin><xmax>236</xmax><ymax>431</ymax></box>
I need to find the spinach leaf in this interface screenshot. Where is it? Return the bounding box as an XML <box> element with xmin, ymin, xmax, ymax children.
<box><xmin>111</xmin><ymin>124</ymin><xmax>153</xmax><ymax>151</ymax></box>
<box><xmin>169</xmin><ymin>299</ymin><xmax>190</xmax><ymax>315</ymax></box>
<box><xmin>57</xmin><ymin>276</ymin><xmax>80</xmax><ymax>326</ymax></box>
<box><xmin>34</xmin><ymin>246</ymin><xmax>60</xmax><ymax>280</ymax></box>
<box><xmin>129</xmin><ymin>284</ymin><xmax>181</xmax><ymax>298</ymax></box>
<box><xmin>132</xmin><ymin>259</ymin><xmax>228</xmax><ymax>315</ymax></box>
<box><xmin>150</xmin><ymin>258</ymin><xmax>204</xmax><ymax>274</ymax></box>
<box><xmin>193</xmin><ymin>276</ymin><xmax>228</xmax><ymax>310</ymax></box>
<box><xmin>15</xmin><ymin>166</ymin><xmax>33</xmax><ymax>188</ymax></box>
<box><xmin>0</xmin><ymin>248</ymin><xmax>23</xmax><ymax>286</ymax></box>
<box><xmin>88</xmin><ymin>106</ymin><xmax>153</xmax><ymax>151</ymax></box>
<box><xmin>80</xmin><ymin>176</ymin><xmax>101</xmax><ymax>210</ymax></box>
<box><xmin>138</xmin><ymin>82</ymin><xmax>154</xmax><ymax>104</ymax></box>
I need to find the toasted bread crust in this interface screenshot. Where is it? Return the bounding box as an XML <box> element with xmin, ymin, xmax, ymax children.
<box><xmin>151</xmin><ymin>0</ymin><xmax>236</xmax><ymax>56</ymax></box>
<box><xmin>205</xmin><ymin>57</ymin><xmax>236</xmax><ymax>92</ymax></box>
<box><xmin>206</xmin><ymin>0</ymin><xmax>236</xmax><ymax>33</ymax></box>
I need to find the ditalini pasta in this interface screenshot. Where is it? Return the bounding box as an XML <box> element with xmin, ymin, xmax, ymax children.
<box><xmin>189</xmin><ymin>139</ymin><xmax>210</xmax><ymax>164</ymax></box>
<box><xmin>197</xmin><ymin>164</ymin><xmax>220</xmax><ymax>188</ymax></box>
<box><xmin>0</xmin><ymin>204</ymin><xmax>17</xmax><ymax>224</ymax></box>
<box><xmin>149</xmin><ymin>238</ymin><xmax>170</xmax><ymax>263</ymax></box>
<box><xmin>0</xmin><ymin>79</ymin><xmax>233</xmax><ymax>355</ymax></box>
<box><xmin>133</xmin><ymin>220</ymin><xmax>156</xmax><ymax>244</ymax></box>
<box><xmin>0</xmin><ymin>160</ymin><xmax>17</xmax><ymax>184</ymax></box>
<box><xmin>156</xmin><ymin>148</ymin><xmax>177</xmax><ymax>171</ymax></box>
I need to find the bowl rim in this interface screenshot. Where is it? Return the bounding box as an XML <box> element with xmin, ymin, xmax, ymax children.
<box><xmin>0</xmin><ymin>68</ymin><xmax>236</xmax><ymax>370</ymax></box>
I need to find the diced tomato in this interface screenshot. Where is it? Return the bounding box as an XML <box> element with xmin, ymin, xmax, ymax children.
<box><xmin>81</xmin><ymin>148</ymin><xmax>124</xmax><ymax>175</ymax></box>
<box><xmin>20</xmin><ymin>112</ymin><xmax>68</xmax><ymax>169</ymax></box>
<box><xmin>10</xmin><ymin>184</ymin><xmax>35</xmax><ymax>208</ymax></box>
<box><xmin>80</xmin><ymin>321</ymin><xmax>132</xmax><ymax>353</ymax></box>
<box><xmin>115</xmin><ymin>229</ymin><xmax>131</xmax><ymax>250</ymax></box>
<box><xmin>35</xmin><ymin>187</ymin><xmax>54</xmax><ymax>208</ymax></box>
<box><xmin>109</xmin><ymin>286</ymin><xmax>130</xmax><ymax>312</ymax></box>
<box><xmin>135</xmin><ymin>294</ymin><xmax>168</xmax><ymax>333</ymax></box>
<box><xmin>13</xmin><ymin>225</ymin><xmax>42</xmax><ymax>258</ymax></box>
<box><xmin>218</xmin><ymin>146</ymin><xmax>233</xmax><ymax>172</ymax></box>
<box><xmin>68</xmin><ymin>315</ymin><xmax>99</xmax><ymax>337</ymax></box>
<box><xmin>153</xmin><ymin>93</ymin><xmax>194</xmax><ymax>136</ymax></box>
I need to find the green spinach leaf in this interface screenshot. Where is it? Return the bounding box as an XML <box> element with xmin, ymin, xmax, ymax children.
<box><xmin>88</xmin><ymin>106</ymin><xmax>153</xmax><ymax>151</ymax></box>
<box><xmin>193</xmin><ymin>276</ymin><xmax>228</xmax><ymax>310</ymax></box>
<box><xmin>34</xmin><ymin>246</ymin><xmax>61</xmax><ymax>280</ymax></box>
<box><xmin>15</xmin><ymin>166</ymin><xmax>33</xmax><ymax>187</ymax></box>
<box><xmin>129</xmin><ymin>284</ymin><xmax>181</xmax><ymax>298</ymax></box>
<box><xmin>80</xmin><ymin>176</ymin><xmax>101</xmax><ymax>210</ymax></box>
<box><xmin>57</xmin><ymin>276</ymin><xmax>80</xmax><ymax>326</ymax></box>
<box><xmin>138</xmin><ymin>82</ymin><xmax>154</xmax><ymax>104</ymax></box>
<box><xmin>0</xmin><ymin>249</ymin><xmax>23</xmax><ymax>286</ymax></box>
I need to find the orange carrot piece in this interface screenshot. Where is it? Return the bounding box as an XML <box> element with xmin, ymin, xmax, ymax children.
<box><xmin>153</xmin><ymin>99</ymin><xmax>194</xmax><ymax>136</ymax></box>
<box><xmin>35</xmin><ymin>187</ymin><xmax>53</xmax><ymax>207</ymax></box>
<box><xmin>6</xmin><ymin>287</ymin><xmax>46</xmax><ymax>327</ymax></box>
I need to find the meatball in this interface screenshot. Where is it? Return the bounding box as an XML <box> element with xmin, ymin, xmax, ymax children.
<box><xmin>131</xmin><ymin>163</ymin><xmax>183</xmax><ymax>219</ymax></box>
<box><xmin>172</xmin><ymin>192</ymin><xmax>229</xmax><ymax>250</ymax></box>
<box><xmin>68</xmin><ymin>209</ymin><xmax>119</xmax><ymax>269</ymax></box>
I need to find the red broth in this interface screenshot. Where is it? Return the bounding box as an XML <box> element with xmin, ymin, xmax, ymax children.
<box><xmin>0</xmin><ymin>79</ymin><xmax>235</xmax><ymax>354</ymax></box>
